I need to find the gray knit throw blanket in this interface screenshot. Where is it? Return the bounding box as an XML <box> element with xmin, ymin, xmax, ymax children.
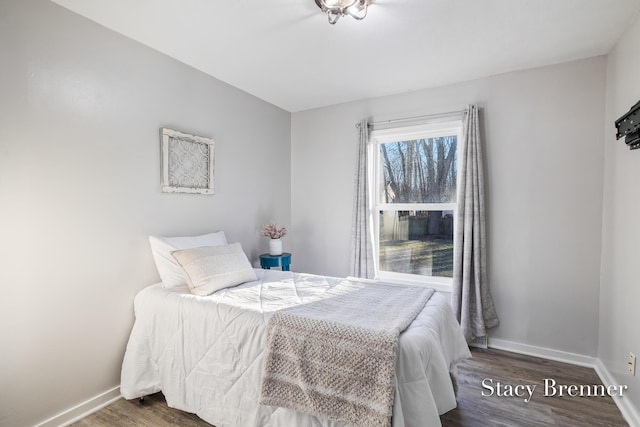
<box><xmin>259</xmin><ymin>280</ymin><xmax>435</xmax><ymax>427</ymax></box>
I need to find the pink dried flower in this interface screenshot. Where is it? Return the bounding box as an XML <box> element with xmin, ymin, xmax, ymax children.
<box><xmin>260</xmin><ymin>222</ymin><xmax>287</xmax><ymax>239</ymax></box>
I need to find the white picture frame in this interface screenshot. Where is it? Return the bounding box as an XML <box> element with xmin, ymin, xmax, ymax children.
<box><xmin>160</xmin><ymin>128</ymin><xmax>215</xmax><ymax>195</ymax></box>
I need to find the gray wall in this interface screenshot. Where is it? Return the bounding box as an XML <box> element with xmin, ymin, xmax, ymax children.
<box><xmin>291</xmin><ymin>57</ymin><xmax>606</xmax><ymax>357</ymax></box>
<box><xmin>600</xmin><ymin>11</ymin><xmax>640</xmax><ymax>417</ymax></box>
<box><xmin>0</xmin><ymin>1</ymin><xmax>290</xmax><ymax>426</ymax></box>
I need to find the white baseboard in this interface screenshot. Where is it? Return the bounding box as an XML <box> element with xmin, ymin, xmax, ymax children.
<box><xmin>488</xmin><ymin>338</ymin><xmax>597</xmax><ymax>368</ymax></box>
<box><xmin>595</xmin><ymin>359</ymin><xmax>640</xmax><ymax>427</ymax></box>
<box><xmin>488</xmin><ymin>338</ymin><xmax>639</xmax><ymax>427</ymax></box>
<box><xmin>35</xmin><ymin>386</ymin><xmax>122</xmax><ymax>427</ymax></box>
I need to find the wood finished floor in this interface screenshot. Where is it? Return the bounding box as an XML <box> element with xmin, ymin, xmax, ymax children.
<box><xmin>72</xmin><ymin>348</ymin><xmax>628</xmax><ymax>427</ymax></box>
<box><xmin>439</xmin><ymin>348</ymin><xmax>628</xmax><ymax>427</ymax></box>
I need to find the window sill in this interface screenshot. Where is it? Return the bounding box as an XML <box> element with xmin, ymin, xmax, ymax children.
<box><xmin>376</xmin><ymin>272</ymin><xmax>452</xmax><ymax>293</ymax></box>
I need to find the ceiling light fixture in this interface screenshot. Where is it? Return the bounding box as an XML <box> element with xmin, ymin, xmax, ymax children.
<box><xmin>314</xmin><ymin>0</ymin><xmax>373</xmax><ymax>24</ymax></box>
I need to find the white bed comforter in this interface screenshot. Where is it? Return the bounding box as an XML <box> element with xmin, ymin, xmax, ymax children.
<box><xmin>120</xmin><ymin>269</ymin><xmax>470</xmax><ymax>427</ymax></box>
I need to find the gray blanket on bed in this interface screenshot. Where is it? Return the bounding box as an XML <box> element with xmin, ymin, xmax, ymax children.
<box><xmin>259</xmin><ymin>281</ymin><xmax>435</xmax><ymax>427</ymax></box>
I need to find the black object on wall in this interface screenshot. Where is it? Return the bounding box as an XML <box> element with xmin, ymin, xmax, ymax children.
<box><xmin>615</xmin><ymin>100</ymin><xmax>640</xmax><ymax>150</ymax></box>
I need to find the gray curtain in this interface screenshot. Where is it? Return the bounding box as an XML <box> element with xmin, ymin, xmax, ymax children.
<box><xmin>452</xmin><ymin>105</ymin><xmax>499</xmax><ymax>342</ymax></box>
<box><xmin>349</xmin><ymin>119</ymin><xmax>375</xmax><ymax>279</ymax></box>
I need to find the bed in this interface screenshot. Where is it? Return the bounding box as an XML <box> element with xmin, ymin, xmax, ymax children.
<box><xmin>120</xmin><ymin>268</ymin><xmax>471</xmax><ymax>427</ymax></box>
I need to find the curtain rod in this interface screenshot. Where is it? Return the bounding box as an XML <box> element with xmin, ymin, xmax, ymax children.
<box><xmin>357</xmin><ymin>109</ymin><xmax>466</xmax><ymax>128</ymax></box>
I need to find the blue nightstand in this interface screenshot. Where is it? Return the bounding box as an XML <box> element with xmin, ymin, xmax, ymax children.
<box><xmin>259</xmin><ymin>253</ymin><xmax>292</xmax><ymax>271</ymax></box>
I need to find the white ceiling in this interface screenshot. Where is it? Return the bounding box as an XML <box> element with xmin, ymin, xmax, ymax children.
<box><xmin>51</xmin><ymin>0</ymin><xmax>640</xmax><ymax>112</ymax></box>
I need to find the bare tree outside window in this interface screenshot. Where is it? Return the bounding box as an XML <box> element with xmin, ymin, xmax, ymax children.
<box><xmin>379</xmin><ymin>136</ymin><xmax>457</xmax><ymax>204</ymax></box>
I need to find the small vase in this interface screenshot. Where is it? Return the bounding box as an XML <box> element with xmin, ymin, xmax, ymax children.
<box><xmin>269</xmin><ymin>238</ymin><xmax>283</xmax><ymax>256</ymax></box>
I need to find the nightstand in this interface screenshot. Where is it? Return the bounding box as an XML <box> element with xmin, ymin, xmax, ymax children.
<box><xmin>259</xmin><ymin>253</ymin><xmax>292</xmax><ymax>271</ymax></box>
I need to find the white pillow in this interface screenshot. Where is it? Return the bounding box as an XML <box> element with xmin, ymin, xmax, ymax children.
<box><xmin>171</xmin><ymin>243</ymin><xmax>257</xmax><ymax>296</ymax></box>
<box><xmin>149</xmin><ymin>231</ymin><xmax>227</xmax><ymax>288</ymax></box>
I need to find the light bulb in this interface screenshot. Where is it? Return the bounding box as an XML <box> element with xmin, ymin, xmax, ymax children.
<box><xmin>347</xmin><ymin>1</ymin><xmax>367</xmax><ymax>20</ymax></box>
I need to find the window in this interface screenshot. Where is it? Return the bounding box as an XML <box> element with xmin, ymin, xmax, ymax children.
<box><xmin>371</xmin><ymin>121</ymin><xmax>461</xmax><ymax>287</ymax></box>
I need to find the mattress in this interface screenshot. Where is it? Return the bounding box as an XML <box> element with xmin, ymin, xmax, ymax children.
<box><xmin>120</xmin><ymin>269</ymin><xmax>471</xmax><ymax>427</ymax></box>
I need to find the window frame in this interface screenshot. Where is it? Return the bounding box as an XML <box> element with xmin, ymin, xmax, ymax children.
<box><xmin>370</xmin><ymin>120</ymin><xmax>462</xmax><ymax>291</ymax></box>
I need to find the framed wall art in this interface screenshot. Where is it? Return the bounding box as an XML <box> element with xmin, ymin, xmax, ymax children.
<box><xmin>160</xmin><ymin>128</ymin><xmax>215</xmax><ymax>195</ymax></box>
